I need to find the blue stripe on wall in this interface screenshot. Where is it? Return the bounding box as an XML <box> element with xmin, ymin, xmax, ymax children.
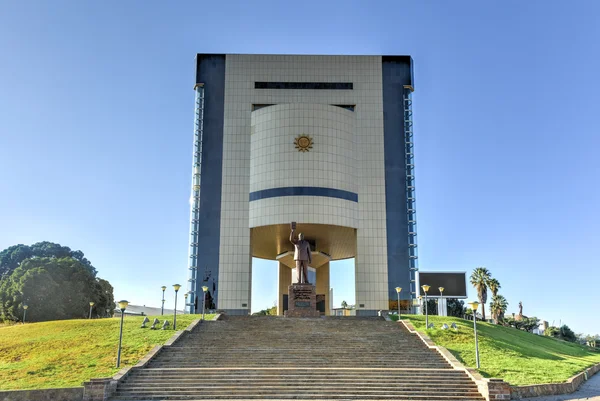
<box><xmin>249</xmin><ymin>187</ymin><xmax>358</xmax><ymax>203</ymax></box>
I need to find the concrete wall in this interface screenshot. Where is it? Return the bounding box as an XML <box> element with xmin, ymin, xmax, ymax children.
<box><xmin>0</xmin><ymin>387</ymin><xmax>83</xmax><ymax>401</ymax></box>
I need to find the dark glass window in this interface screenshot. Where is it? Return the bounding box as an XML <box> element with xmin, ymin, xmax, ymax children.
<box><xmin>255</xmin><ymin>82</ymin><xmax>353</xmax><ymax>90</ymax></box>
<box><xmin>333</xmin><ymin>105</ymin><xmax>355</xmax><ymax>111</ymax></box>
<box><xmin>252</xmin><ymin>104</ymin><xmax>275</xmax><ymax>111</ymax></box>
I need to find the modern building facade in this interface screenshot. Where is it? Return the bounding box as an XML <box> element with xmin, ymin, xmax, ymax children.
<box><xmin>187</xmin><ymin>54</ymin><xmax>417</xmax><ymax>316</ymax></box>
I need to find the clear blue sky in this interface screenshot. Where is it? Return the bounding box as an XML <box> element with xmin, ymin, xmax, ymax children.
<box><xmin>1</xmin><ymin>1</ymin><xmax>598</xmax><ymax>334</ymax></box>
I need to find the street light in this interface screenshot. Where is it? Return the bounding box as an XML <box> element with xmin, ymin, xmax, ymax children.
<box><xmin>89</xmin><ymin>302</ymin><xmax>95</xmax><ymax>319</ymax></box>
<box><xmin>438</xmin><ymin>287</ymin><xmax>445</xmax><ymax>316</ymax></box>
<box><xmin>202</xmin><ymin>286</ymin><xmax>209</xmax><ymax>321</ymax></box>
<box><xmin>23</xmin><ymin>304</ymin><xmax>28</xmax><ymax>324</ymax></box>
<box><xmin>116</xmin><ymin>300</ymin><xmax>129</xmax><ymax>368</ymax></box>
<box><xmin>468</xmin><ymin>301</ymin><xmax>481</xmax><ymax>369</ymax></box>
<box><xmin>395</xmin><ymin>287</ymin><xmax>402</xmax><ymax>319</ymax></box>
<box><xmin>184</xmin><ymin>292</ymin><xmax>189</xmax><ymax>314</ymax></box>
<box><xmin>421</xmin><ymin>285</ymin><xmax>430</xmax><ymax>328</ymax></box>
<box><xmin>161</xmin><ymin>286</ymin><xmax>167</xmax><ymax>316</ymax></box>
<box><xmin>173</xmin><ymin>284</ymin><xmax>181</xmax><ymax>330</ymax></box>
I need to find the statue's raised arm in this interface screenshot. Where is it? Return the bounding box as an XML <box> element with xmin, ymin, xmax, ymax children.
<box><xmin>289</xmin><ymin>229</ymin><xmax>297</xmax><ymax>244</ymax></box>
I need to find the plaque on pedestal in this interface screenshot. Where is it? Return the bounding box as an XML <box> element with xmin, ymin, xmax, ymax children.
<box><xmin>284</xmin><ymin>283</ymin><xmax>320</xmax><ymax>318</ymax></box>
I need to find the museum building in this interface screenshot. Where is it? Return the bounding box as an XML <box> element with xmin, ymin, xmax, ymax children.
<box><xmin>187</xmin><ymin>54</ymin><xmax>417</xmax><ymax>316</ymax></box>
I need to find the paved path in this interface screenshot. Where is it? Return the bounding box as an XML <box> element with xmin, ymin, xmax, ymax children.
<box><xmin>523</xmin><ymin>373</ymin><xmax>600</xmax><ymax>400</ymax></box>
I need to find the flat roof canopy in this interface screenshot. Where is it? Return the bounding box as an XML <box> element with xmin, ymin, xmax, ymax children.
<box><xmin>251</xmin><ymin>223</ymin><xmax>356</xmax><ymax>261</ymax></box>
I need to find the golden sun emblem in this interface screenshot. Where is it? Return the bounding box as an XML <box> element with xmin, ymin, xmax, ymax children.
<box><xmin>294</xmin><ymin>135</ymin><xmax>313</xmax><ymax>152</ymax></box>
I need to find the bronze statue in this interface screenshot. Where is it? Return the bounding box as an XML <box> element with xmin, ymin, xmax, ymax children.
<box><xmin>518</xmin><ymin>301</ymin><xmax>523</xmax><ymax>316</ymax></box>
<box><xmin>290</xmin><ymin>223</ymin><xmax>312</xmax><ymax>284</ymax></box>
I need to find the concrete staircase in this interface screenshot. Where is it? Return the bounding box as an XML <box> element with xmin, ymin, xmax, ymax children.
<box><xmin>110</xmin><ymin>316</ymin><xmax>484</xmax><ymax>400</ymax></box>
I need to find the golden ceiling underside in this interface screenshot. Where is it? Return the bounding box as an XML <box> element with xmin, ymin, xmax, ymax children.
<box><xmin>251</xmin><ymin>223</ymin><xmax>356</xmax><ymax>261</ymax></box>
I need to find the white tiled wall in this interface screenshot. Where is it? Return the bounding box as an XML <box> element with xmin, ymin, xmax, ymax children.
<box><xmin>219</xmin><ymin>55</ymin><xmax>388</xmax><ymax>312</ymax></box>
<box><xmin>249</xmin><ymin>103</ymin><xmax>358</xmax><ymax>228</ymax></box>
<box><xmin>251</xmin><ymin>104</ymin><xmax>355</xmax><ymax>193</ymax></box>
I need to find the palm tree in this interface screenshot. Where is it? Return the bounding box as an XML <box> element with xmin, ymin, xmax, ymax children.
<box><xmin>470</xmin><ymin>267</ymin><xmax>491</xmax><ymax>320</ymax></box>
<box><xmin>341</xmin><ymin>300</ymin><xmax>348</xmax><ymax>309</ymax></box>
<box><xmin>490</xmin><ymin>295</ymin><xmax>509</xmax><ymax>323</ymax></box>
<box><xmin>488</xmin><ymin>278</ymin><xmax>501</xmax><ymax>297</ymax></box>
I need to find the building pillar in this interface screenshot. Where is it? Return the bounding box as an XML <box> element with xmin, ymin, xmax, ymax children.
<box><xmin>277</xmin><ymin>262</ymin><xmax>292</xmax><ymax>316</ymax></box>
<box><xmin>316</xmin><ymin>263</ymin><xmax>330</xmax><ymax>316</ymax></box>
<box><xmin>437</xmin><ymin>298</ymin><xmax>447</xmax><ymax>316</ymax></box>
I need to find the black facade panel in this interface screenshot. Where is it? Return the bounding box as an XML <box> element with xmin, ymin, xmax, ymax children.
<box><xmin>255</xmin><ymin>82</ymin><xmax>353</xmax><ymax>90</ymax></box>
<box><xmin>194</xmin><ymin>54</ymin><xmax>226</xmax><ymax>312</ymax></box>
<box><xmin>382</xmin><ymin>56</ymin><xmax>414</xmax><ymax>89</ymax></box>
<box><xmin>418</xmin><ymin>273</ymin><xmax>467</xmax><ymax>298</ymax></box>
<box><xmin>382</xmin><ymin>57</ymin><xmax>414</xmax><ymax>301</ymax></box>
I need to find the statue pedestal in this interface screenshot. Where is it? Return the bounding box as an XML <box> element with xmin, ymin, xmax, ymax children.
<box><xmin>285</xmin><ymin>283</ymin><xmax>320</xmax><ymax>318</ymax></box>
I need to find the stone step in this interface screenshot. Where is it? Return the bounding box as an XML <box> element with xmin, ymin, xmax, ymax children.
<box><xmin>160</xmin><ymin>348</ymin><xmax>434</xmax><ymax>353</ymax></box>
<box><xmin>119</xmin><ymin>379</ymin><xmax>476</xmax><ymax>386</ymax></box>
<box><xmin>146</xmin><ymin>363</ymin><xmax>450</xmax><ymax>369</ymax></box>
<box><xmin>146</xmin><ymin>356</ymin><xmax>447</xmax><ymax>361</ymax></box>
<box><xmin>117</xmin><ymin>384</ymin><xmax>478</xmax><ymax>391</ymax></box>
<box><xmin>111</xmin><ymin>396</ymin><xmax>483</xmax><ymax>401</ymax></box>
<box><xmin>109</xmin><ymin>394</ymin><xmax>483</xmax><ymax>401</ymax></box>
<box><xmin>108</xmin><ymin>317</ymin><xmax>483</xmax><ymax>401</ymax></box>
<box><xmin>127</xmin><ymin>369</ymin><xmax>465</xmax><ymax>376</ymax></box>
<box><xmin>127</xmin><ymin>369</ymin><xmax>470</xmax><ymax>380</ymax></box>
<box><xmin>112</xmin><ymin>389</ymin><xmax>482</xmax><ymax>396</ymax></box>
<box><xmin>127</xmin><ymin>370</ymin><xmax>465</xmax><ymax>377</ymax></box>
<box><xmin>110</xmin><ymin>391</ymin><xmax>483</xmax><ymax>400</ymax></box>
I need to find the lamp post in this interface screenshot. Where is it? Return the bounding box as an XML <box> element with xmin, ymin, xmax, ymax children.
<box><xmin>184</xmin><ymin>293</ymin><xmax>189</xmax><ymax>314</ymax></box>
<box><xmin>469</xmin><ymin>301</ymin><xmax>480</xmax><ymax>369</ymax></box>
<box><xmin>116</xmin><ymin>300</ymin><xmax>129</xmax><ymax>368</ymax></box>
<box><xmin>23</xmin><ymin>304</ymin><xmax>28</xmax><ymax>324</ymax></box>
<box><xmin>161</xmin><ymin>286</ymin><xmax>167</xmax><ymax>316</ymax></box>
<box><xmin>421</xmin><ymin>285</ymin><xmax>430</xmax><ymax>328</ymax></box>
<box><xmin>201</xmin><ymin>286</ymin><xmax>208</xmax><ymax>321</ymax></box>
<box><xmin>395</xmin><ymin>287</ymin><xmax>402</xmax><ymax>319</ymax></box>
<box><xmin>173</xmin><ymin>284</ymin><xmax>181</xmax><ymax>330</ymax></box>
<box><xmin>438</xmin><ymin>287</ymin><xmax>445</xmax><ymax>316</ymax></box>
<box><xmin>89</xmin><ymin>302</ymin><xmax>95</xmax><ymax>319</ymax></box>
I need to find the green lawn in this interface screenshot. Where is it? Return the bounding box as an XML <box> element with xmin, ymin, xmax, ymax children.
<box><xmin>404</xmin><ymin>315</ymin><xmax>600</xmax><ymax>385</ymax></box>
<box><xmin>0</xmin><ymin>314</ymin><xmax>213</xmax><ymax>390</ymax></box>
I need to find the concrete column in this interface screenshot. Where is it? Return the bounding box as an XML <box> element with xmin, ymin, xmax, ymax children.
<box><xmin>316</xmin><ymin>263</ymin><xmax>330</xmax><ymax>316</ymax></box>
<box><xmin>437</xmin><ymin>298</ymin><xmax>447</xmax><ymax>316</ymax></box>
<box><xmin>277</xmin><ymin>262</ymin><xmax>292</xmax><ymax>316</ymax></box>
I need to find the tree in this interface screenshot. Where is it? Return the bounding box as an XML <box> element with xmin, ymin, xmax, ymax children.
<box><xmin>487</xmin><ymin>278</ymin><xmax>501</xmax><ymax>297</ymax></box>
<box><xmin>421</xmin><ymin>299</ymin><xmax>438</xmax><ymax>316</ymax></box>
<box><xmin>559</xmin><ymin>325</ymin><xmax>577</xmax><ymax>342</ymax></box>
<box><xmin>252</xmin><ymin>306</ymin><xmax>277</xmax><ymax>316</ymax></box>
<box><xmin>341</xmin><ymin>300</ymin><xmax>348</xmax><ymax>309</ymax></box>
<box><xmin>489</xmin><ymin>295</ymin><xmax>508</xmax><ymax>323</ymax></box>
<box><xmin>544</xmin><ymin>326</ymin><xmax>560</xmax><ymax>338</ymax></box>
<box><xmin>506</xmin><ymin>316</ymin><xmax>539</xmax><ymax>332</ymax></box>
<box><xmin>92</xmin><ymin>278</ymin><xmax>114</xmax><ymax>318</ymax></box>
<box><xmin>544</xmin><ymin>324</ymin><xmax>576</xmax><ymax>342</ymax></box>
<box><xmin>0</xmin><ymin>242</ymin><xmax>96</xmax><ymax>280</ymax></box>
<box><xmin>470</xmin><ymin>267</ymin><xmax>491</xmax><ymax>320</ymax></box>
<box><xmin>0</xmin><ymin>257</ymin><xmax>111</xmax><ymax>322</ymax></box>
<box><xmin>446</xmin><ymin>299</ymin><xmax>465</xmax><ymax>317</ymax></box>
<box><xmin>521</xmin><ymin>317</ymin><xmax>541</xmax><ymax>333</ymax></box>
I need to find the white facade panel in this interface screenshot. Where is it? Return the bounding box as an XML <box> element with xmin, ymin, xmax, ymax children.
<box><xmin>217</xmin><ymin>54</ymin><xmax>389</xmax><ymax>313</ymax></box>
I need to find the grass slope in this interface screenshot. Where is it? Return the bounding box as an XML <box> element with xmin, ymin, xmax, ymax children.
<box><xmin>0</xmin><ymin>314</ymin><xmax>213</xmax><ymax>390</ymax></box>
<box><xmin>405</xmin><ymin>315</ymin><xmax>600</xmax><ymax>386</ymax></box>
